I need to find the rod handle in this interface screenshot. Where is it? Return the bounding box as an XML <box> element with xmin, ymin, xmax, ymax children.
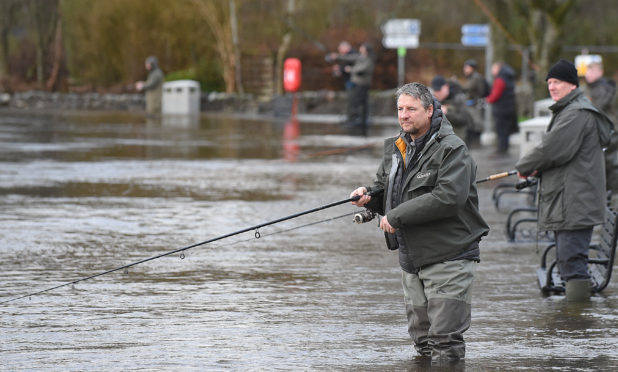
<box><xmin>350</xmin><ymin>188</ymin><xmax>384</xmax><ymax>201</ymax></box>
<box><xmin>476</xmin><ymin>170</ymin><xmax>517</xmax><ymax>183</ymax></box>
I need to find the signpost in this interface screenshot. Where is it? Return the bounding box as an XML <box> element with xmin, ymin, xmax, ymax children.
<box><xmin>381</xmin><ymin>19</ymin><xmax>421</xmax><ymax>86</ymax></box>
<box><xmin>461</xmin><ymin>23</ymin><xmax>493</xmax><ymax>138</ymax></box>
<box><xmin>461</xmin><ymin>24</ymin><xmax>490</xmax><ymax>47</ymax></box>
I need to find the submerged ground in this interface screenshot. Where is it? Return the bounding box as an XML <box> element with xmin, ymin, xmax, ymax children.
<box><xmin>1</xmin><ymin>111</ymin><xmax>616</xmax><ymax>371</ymax></box>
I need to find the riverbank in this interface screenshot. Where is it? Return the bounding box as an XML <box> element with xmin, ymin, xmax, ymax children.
<box><xmin>0</xmin><ymin>89</ymin><xmax>398</xmax><ymax>124</ymax></box>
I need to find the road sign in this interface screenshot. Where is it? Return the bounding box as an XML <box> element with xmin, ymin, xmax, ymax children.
<box><xmin>382</xmin><ymin>34</ymin><xmax>419</xmax><ymax>49</ymax></box>
<box><xmin>461</xmin><ymin>24</ymin><xmax>489</xmax><ymax>36</ymax></box>
<box><xmin>381</xmin><ymin>18</ymin><xmax>421</xmax><ymax>49</ymax></box>
<box><xmin>381</xmin><ymin>18</ymin><xmax>421</xmax><ymax>36</ymax></box>
<box><xmin>461</xmin><ymin>23</ymin><xmax>490</xmax><ymax>47</ymax></box>
<box><xmin>461</xmin><ymin>35</ymin><xmax>489</xmax><ymax>47</ymax></box>
<box><xmin>574</xmin><ymin>54</ymin><xmax>602</xmax><ymax>76</ymax></box>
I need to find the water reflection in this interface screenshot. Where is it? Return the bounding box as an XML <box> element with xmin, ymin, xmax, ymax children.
<box><xmin>282</xmin><ymin>117</ymin><xmax>300</xmax><ymax>162</ymax></box>
<box><xmin>0</xmin><ymin>111</ymin><xmax>616</xmax><ymax>370</ymax></box>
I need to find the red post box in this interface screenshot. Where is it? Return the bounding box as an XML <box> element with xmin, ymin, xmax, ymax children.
<box><xmin>283</xmin><ymin>58</ymin><xmax>302</xmax><ymax>93</ymax></box>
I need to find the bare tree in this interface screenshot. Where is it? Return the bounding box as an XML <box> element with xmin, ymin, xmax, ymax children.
<box><xmin>24</xmin><ymin>0</ymin><xmax>60</xmax><ymax>88</ymax></box>
<box><xmin>190</xmin><ymin>0</ymin><xmax>242</xmax><ymax>93</ymax></box>
<box><xmin>512</xmin><ymin>0</ymin><xmax>575</xmax><ymax>78</ymax></box>
<box><xmin>0</xmin><ymin>0</ymin><xmax>22</xmax><ymax>83</ymax></box>
<box><xmin>274</xmin><ymin>0</ymin><xmax>295</xmax><ymax>95</ymax></box>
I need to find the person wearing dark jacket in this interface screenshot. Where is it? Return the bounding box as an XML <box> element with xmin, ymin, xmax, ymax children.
<box><xmin>462</xmin><ymin>59</ymin><xmax>487</xmax><ymax>146</ymax></box>
<box><xmin>516</xmin><ymin>59</ymin><xmax>615</xmax><ymax>301</ymax></box>
<box><xmin>350</xmin><ymin>82</ymin><xmax>489</xmax><ymax>363</ymax></box>
<box><xmin>486</xmin><ymin>61</ymin><xmax>517</xmax><ymax>154</ymax></box>
<box><xmin>135</xmin><ymin>56</ymin><xmax>164</xmax><ymax>115</ymax></box>
<box><xmin>584</xmin><ymin>61</ymin><xmax>618</xmax><ymax>193</ymax></box>
<box><xmin>332</xmin><ymin>43</ymin><xmax>374</xmax><ymax>136</ymax></box>
<box><xmin>431</xmin><ymin>75</ymin><xmax>474</xmax><ymax>143</ymax></box>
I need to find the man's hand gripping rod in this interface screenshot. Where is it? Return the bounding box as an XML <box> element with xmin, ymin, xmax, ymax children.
<box><xmin>351</xmin><ymin>189</ymin><xmax>383</xmax><ymax>224</ymax></box>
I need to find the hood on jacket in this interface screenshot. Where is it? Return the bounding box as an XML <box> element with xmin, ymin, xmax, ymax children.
<box><xmin>498</xmin><ymin>64</ymin><xmax>516</xmax><ymax>82</ymax></box>
<box><xmin>430</xmin><ymin>97</ymin><xmax>444</xmax><ymax>131</ymax></box>
<box><xmin>553</xmin><ymin>88</ymin><xmax>615</xmax><ymax>148</ymax></box>
<box><xmin>596</xmin><ymin>112</ymin><xmax>615</xmax><ymax>148</ymax></box>
<box><xmin>145</xmin><ymin>56</ymin><xmax>159</xmax><ymax>70</ymax></box>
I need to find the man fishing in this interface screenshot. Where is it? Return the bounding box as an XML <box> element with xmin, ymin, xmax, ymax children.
<box><xmin>350</xmin><ymin>82</ymin><xmax>489</xmax><ymax>363</ymax></box>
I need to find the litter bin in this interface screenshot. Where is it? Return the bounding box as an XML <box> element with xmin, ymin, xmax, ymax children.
<box><xmin>518</xmin><ymin>116</ymin><xmax>551</xmax><ymax>157</ymax></box>
<box><xmin>533</xmin><ymin>98</ymin><xmax>554</xmax><ymax>117</ymax></box>
<box><xmin>162</xmin><ymin>80</ymin><xmax>200</xmax><ymax>115</ymax></box>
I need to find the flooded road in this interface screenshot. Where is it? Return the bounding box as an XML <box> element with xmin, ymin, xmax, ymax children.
<box><xmin>1</xmin><ymin>111</ymin><xmax>616</xmax><ymax>370</ymax></box>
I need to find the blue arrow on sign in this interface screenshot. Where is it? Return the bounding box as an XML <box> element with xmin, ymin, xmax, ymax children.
<box><xmin>461</xmin><ymin>35</ymin><xmax>488</xmax><ymax>46</ymax></box>
<box><xmin>461</xmin><ymin>24</ymin><xmax>489</xmax><ymax>35</ymax></box>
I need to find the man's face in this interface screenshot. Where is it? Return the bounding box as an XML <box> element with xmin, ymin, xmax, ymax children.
<box><xmin>338</xmin><ymin>43</ymin><xmax>350</xmax><ymax>54</ymax></box>
<box><xmin>491</xmin><ymin>63</ymin><xmax>500</xmax><ymax>76</ymax></box>
<box><xmin>547</xmin><ymin>78</ymin><xmax>576</xmax><ymax>102</ymax></box>
<box><xmin>397</xmin><ymin>95</ymin><xmax>433</xmax><ymax>139</ymax></box>
<box><xmin>433</xmin><ymin>84</ymin><xmax>449</xmax><ymax>102</ymax></box>
<box><xmin>463</xmin><ymin>65</ymin><xmax>474</xmax><ymax>76</ymax></box>
<box><xmin>585</xmin><ymin>65</ymin><xmax>602</xmax><ymax>84</ymax></box>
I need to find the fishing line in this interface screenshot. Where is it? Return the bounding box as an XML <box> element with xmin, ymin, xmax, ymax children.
<box><xmin>210</xmin><ymin>210</ymin><xmax>358</xmax><ymax>251</ymax></box>
<box><xmin>1</xmin><ymin>191</ymin><xmax>381</xmax><ymax>305</ymax></box>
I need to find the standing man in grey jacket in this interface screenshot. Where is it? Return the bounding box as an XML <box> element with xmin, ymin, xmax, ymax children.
<box><xmin>136</xmin><ymin>56</ymin><xmax>164</xmax><ymax>115</ymax></box>
<box><xmin>516</xmin><ymin>59</ymin><xmax>615</xmax><ymax>301</ymax></box>
<box><xmin>350</xmin><ymin>82</ymin><xmax>489</xmax><ymax>363</ymax></box>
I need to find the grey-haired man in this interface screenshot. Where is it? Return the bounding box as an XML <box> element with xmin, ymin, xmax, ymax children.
<box><xmin>351</xmin><ymin>82</ymin><xmax>489</xmax><ymax>362</ymax></box>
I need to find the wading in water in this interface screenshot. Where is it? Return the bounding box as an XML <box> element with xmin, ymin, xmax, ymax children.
<box><xmin>350</xmin><ymin>82</ymin><xmax>489</xmax><ymax>363</ymax></box>
<box><xmin>135</xmin><ymin>56</ymin><xmax>165</xmax><ymax>115</ymax></box>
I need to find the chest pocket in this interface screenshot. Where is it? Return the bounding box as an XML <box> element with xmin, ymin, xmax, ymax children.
<box><xmin>406</xmin><ymin>168</ymin><xmax>438</xmax><ymax>199</ymax></box>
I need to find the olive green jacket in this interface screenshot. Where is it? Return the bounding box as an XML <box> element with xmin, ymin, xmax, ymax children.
<box><xmin>516</xmin><ymin>88</ymin><xmax>615</xmax><ymax>230</ymax></box>
<box><xmin>366</xmin><ymin>114</ymin><xmax>489</xmax><ymax>270</ymax></box>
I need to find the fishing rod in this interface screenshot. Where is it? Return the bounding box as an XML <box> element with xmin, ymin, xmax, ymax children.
<box><xmin>1</xmin><ymin>190</ymin><xmax>383</xmax><ymax>305</ymax></box>
<box><xmin>213</xmin><ymin>210</ymin><xmax>359</xmax><ymax>249</ymax></box>
<box><xmin>475</xmin><ymin>170</ymin><xmax>517</xmax><ymax>183</ymax></box>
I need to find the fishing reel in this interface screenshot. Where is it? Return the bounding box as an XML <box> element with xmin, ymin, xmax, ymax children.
<box><xmin>353</xmin><ymin>209</ymin><xmax>377</xmax><ymax>224</ymax></box>
<box><xmin>515</xmin><ymin>177</ymin><xmax>538</xmax><ymax>190</ymax></box>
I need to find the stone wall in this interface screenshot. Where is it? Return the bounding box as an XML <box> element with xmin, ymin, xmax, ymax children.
<box><xmin>0</xmin><ymin>89</ymin><xmax>398</xmax><ymax>118</ymax></box>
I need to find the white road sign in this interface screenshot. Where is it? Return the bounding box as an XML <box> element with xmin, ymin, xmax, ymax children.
<box><xmin>382</xmin><ymin>35</ymin><xmax>419</xmax><ymax>49</ymax></box>
<box><xmin>381</xmin><ymin>18</ymin><xmax>421</xmax><ymax>49</ymax></box>
<box><xmin>381</xmin><ymin>19</ymin><xmax>421</xmax><ymax>36</ymax></box>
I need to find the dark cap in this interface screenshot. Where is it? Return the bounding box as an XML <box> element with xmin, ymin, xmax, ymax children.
<box><xmin>431</xmin><ymin>75</ymin><xmax>446</xmax><ymax>91</ymax></box>
<box><xmin>546</xmin><ymin>59</ymin><xmax>579</xmax><ymax>87</ymax></box>
<box><xmin>464</xmin><ymin>59</ymin><xmax>478</xmax><ymax>69</ymax></box>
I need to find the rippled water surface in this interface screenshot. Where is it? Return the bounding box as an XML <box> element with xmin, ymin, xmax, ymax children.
<box><xmin>1</xmin><ymin>111</ymin><xmax>616</xmax><ymax>371</ymax></box>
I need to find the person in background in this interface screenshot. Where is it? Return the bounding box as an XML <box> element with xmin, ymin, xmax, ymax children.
<box><xmin>486</xmin><ymin>61</ymin><xmax>517</xmax><ymax>155</ymax></box>
<box><xmin>327</xmin><ymin>41</ymin><xmax>358</xmax><ymax>131</ymax></box>
<box><xmin>350</xmin><ymin>82</ymin><xmax>488</xmax><ymax>363</ymax></box>
<box><xmin>135</xmin><ymin>56</ymin><xmax>164</xmax><ymax>115</ymax></box>
<box><xmin>330</xmin><ymin>41</ymin><xmax>357</xmax><ymax>90</ymax></box>
<box><xmin>516</xmin><ymin>59</ymin><xmax>614</xmax><ymax>302</ymax></box>
<box><xmin>584</xmin><ymin>61</ymin><xmax>616</xmax><ymax>116</ymax></box>
<box><xmin>331</xmin><ymin>42</ymin><xmax>374</xmax><ymax>136</ymax></box>
<box><xmin>584</xmin><ymin>61</ymin><xmax>618</xmax><ymax>193</ymax></box>
<box><xmin>431</xmin><ymin>75</ymin><xmax>474</xmax><ymax>143</ymax></box>
<box><xmin>462</xmin><ymin>59</ymin><xmax>488</xmax><ymax>147</ymax></box>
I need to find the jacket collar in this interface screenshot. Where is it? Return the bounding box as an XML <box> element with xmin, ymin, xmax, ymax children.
<box><xmin>549</xmin><ymin>87</ymin><xmax>582</xmax><ymax>112</ymax></box>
